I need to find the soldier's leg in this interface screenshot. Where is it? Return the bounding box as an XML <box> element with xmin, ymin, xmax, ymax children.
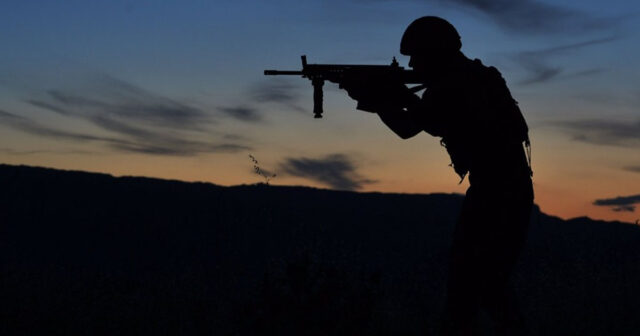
<box><xmin>481</xmin><ymin>181</ymin><xmax>533</xmax><ymax>336</ymax></box>
<box><xmin>442</xmin><ymin>188</ymin><xmax>483</xmax><ymax>336</ymax></box>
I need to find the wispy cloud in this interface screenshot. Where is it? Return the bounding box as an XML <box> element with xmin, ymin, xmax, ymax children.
<box><xmin>555</xmin><ymin>119</ymin><xmax>640</xmax><ymax>147</ymax></box>
<box><xmin>439</xmin><ymin>0</ymin><xmax>618</xmax><ymax>35</ymax></box>
<box><xmin>215</xmin><ymin>78</ymin><xmax>307</xmax><ymax>125</ymax></box>
<box><xmin>0</xmin><ymin>147</ymin><xmax>93</xmax><ymax>156</ymax></box>
<box><xmin>512</xmin><ymin>37</ymin><xmax>617</xmax><ymax>85</ymax></box>
<box><xmin>249</xmin><ymin>78</ymin><xmax>305</xmax><ymax>113</ymax></box>
<box><xmin>107</xmin><ymin>141</ymin><xmax>249</xmax><ymax>156</ymax></box>
<box><xmin>279</xmin><ymin>153</ymin><xmax>376</xmax><ymax>191</ymax></box>
<box><xmin>26</xmin><ymin>100</ymin><xmax>73</xmax><ymax>116</ymax></box>
<box><xmin>217</xmin><ymin>106</ymin><xmax>263</xmax><ymax>123</ymax></box>
<box><xmin>12</xmin><ymin>76</ymin><xmax>254</xmax><ymax>155</ymax></box>
<box><xmin>0</xmin><ymin>109</ymin><xmax>131</xmax><ymax>145</ymax></box>
<box><xmin>4</xmin><ymin>76</ymin><xmax>252</xmax><ymax>157</ymax></box>
<box><xmin>625</xmin><ymin>166</ymin><xmax>640</xmax><ymax>173</ymax></box>
<box><xmin>31</xmin><ymin>76</ymin><xmax>210</xmax><ymax>131</ymax></box>
<box><xmin>347</xmin><ymin>0</ymin><xmax>621</xmax><ymax>35</ymax></box>
<box><xmin>345</xmin><ymin>1</ymin><xmax>619</xmax><ymax>85</ymax></box>
<box><xmin>613</xmin><ymin>205</ymin><xmax>636</xmax><ymax>212</ymax></box>
<box><xmin>86</xmin><ymin>114</ymin><xmax>250</xmax><ymax>155</ymax></box>
<box><xmin>594</xmin><ymin>194</ymin><xmax>640</xmax><ymax>213</ymax></box>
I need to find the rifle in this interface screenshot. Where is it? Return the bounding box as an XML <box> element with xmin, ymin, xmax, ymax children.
<box><xmin>264</xmin><ymin>55</ymin><xmax>425</xmax><ymax>118</ymax></box>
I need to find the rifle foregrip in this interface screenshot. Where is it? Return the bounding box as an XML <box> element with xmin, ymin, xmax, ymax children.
<box><xmin>312</xmin><ymin>79</ymin><xmax>324</xmax><ymax>118</ymax></box>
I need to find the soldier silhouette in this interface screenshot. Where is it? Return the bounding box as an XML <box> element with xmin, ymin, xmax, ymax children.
<box><xmin>342</xmin><ymin>16</ymin><xmax>534</xmax><ymax>336</ymax></box>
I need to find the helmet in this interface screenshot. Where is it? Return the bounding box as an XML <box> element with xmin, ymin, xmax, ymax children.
<box><xmin>400</xmin><ymin>16</ymin><xmax>461</xmax><ymax>56</ymax></box>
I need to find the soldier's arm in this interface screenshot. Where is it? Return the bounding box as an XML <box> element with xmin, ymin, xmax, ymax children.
<box><xmin>343</xmin><ymin>82</ymin><xmax>426</xmax><ymax>139</ymax></box>
<box><xmin>377</xmin><ymin>92</ymin><xmax>449</xmax><ymax>139</ymax></box>
<box><xmin>376</xmin><ymin>107</ymin><xmax>424</xmax><ymax>139</ymax></box>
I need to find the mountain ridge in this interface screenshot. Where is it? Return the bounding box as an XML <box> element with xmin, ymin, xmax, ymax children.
<box><xmin>1</xmin><ymin>163</ymin><xmax>631</xmax><ymax>226</ymax></box>
<box><xmin>1</xmin><ymin>163</ymin><xmax>639</xmax><ymax>335</ymax></box>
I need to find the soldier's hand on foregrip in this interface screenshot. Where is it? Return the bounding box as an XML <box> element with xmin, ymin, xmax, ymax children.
<box><xmin>340</xmin><ymin>79</ymin><xmax>418</xmax><ymax>113</ymax></box>
<box><xmin>339</xmin><ymin>78</ymin><xmax>370</xmax><ymax>102</ymax></box>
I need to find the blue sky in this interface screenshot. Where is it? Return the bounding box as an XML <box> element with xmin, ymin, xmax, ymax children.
<box><xmin>1</xmin><ymin>0</ymin><xmax>639</xmax><ymax>222</ymax></box>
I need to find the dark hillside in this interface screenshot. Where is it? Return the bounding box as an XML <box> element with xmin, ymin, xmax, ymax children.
<box><xmin>1</xmin><ymin>164</ymin><xmax>639</xmax><ymax>335</ymax></box>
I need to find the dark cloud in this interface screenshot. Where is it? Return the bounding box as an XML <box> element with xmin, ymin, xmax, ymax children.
<box><xmin>279</xmin><ymin>153</ymin><xmax>376</xmax><ymax>191</ymax></box>
<box><xmin>567</xmin><ymin>68</ymin><xmax>607</xmax><ymax>79</ymax></box>
<box><xmin>594</xmin><ymin>194</ymin><xmax>640</xmax><ymax>213</ymax></box>
<box><xmin>0</xmin><ymin>147</ymin><xmax>92</xmax><ymax>155</ymax></box>
<box><xmin>215</xmin><ymin>79</ymin><xmax>306</xmax><ymax>125</ymax></box>
<box><xmin>27</xmin><ymin>86</ymin><xmax>210</xmax><ymax>133</ymax></box>
<box><xmin>251</xmin><ymin>79</ymin><xmax>300</xmax><ymax>104</ymax></box>
<box><xmin>26</xmin><ymin>100</ymin><xmax>73</xmax><ymax>115</ymax></box>
<box><xmin>513</xmin><ymin>37</ymin><xmax>617</xmax><ymax>85</ymax></box>
<box><xmin>613</xmin><ymin>205</ymin><xmax>636</xmax><ymax>213</ymax></box>
<box><xmin>250</xmin><ymin>79</ymin><xmax>305</xmax><ymax>113</ymax></box>
<box><xmin>0</xmin><ymin>109</ymin><xmax>124</xmax><ymax>144</ymax></box>
<box><xmin>0</xmin><ymin>109</ymin><xmax>250</xmax><ymax>156</ymax></box>
<box><xmin>222</xmin><ymin>133</ymin><xmax>249</xmax><ymax>141</ymax></box>
<box><xmin>568</xmin><ymin>91</ymin><xmax>620</xmax><ymax>106</ymax></box>
<box><xmin>556</xmin><ymin>119</ymin><xmax>640</xmax><ymax>147</ymax></box>
<box><xmin>39</xmin><ymin>76</ymin><xmax>210</xmax><ymax>131</ymax></box>
<box><xmin>89</xmin><ymin>115</ymin><xmax>160</xmax><ymax>141</ymax></box>
<box><xmin>516</xmin><ymin>62</ymin><xmax>561</xmax><ymax>85</ymax></box>
<box><xmin>13</xmin><ymin>76</ymin><xmax>254</xmax><ymax>156</ymax></box>
<box><xmin>107</xmin><ymin>142</ymin><xmax>249</xmax><ymax>156</ymax></box>
<box><xmin>348</xmin><ymin>0</ymin><xmax>620</xmax><ymax>35</ymax></box>
<box><xmin>88</xmin><ymin>115</ymin><xmax>250</xmax><ymax>155</ymax></box>
<box><xmin>625</xmin><ymin>166</ymin><xmax>640</xmax><ymax>173</ymax></box>
<box><xmin>217</xmin><ymin>106</ymin><xmax>263</xmax><ymax>122</ymax></box>
<box><xmin>440</xmin><ymin>0</ymin><xmax>618</xmax><ymax>35</ymax></box>
<box><xmin>0</xmin><ymin>110</ymin><xmax>22</xmax><ymax>120</ymax></box>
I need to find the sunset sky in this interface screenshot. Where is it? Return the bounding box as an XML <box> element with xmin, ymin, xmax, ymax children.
<box><xmin>1</xmin><ymin>0</ymin><xmax>639</xmax><ymax>223</ymax></box>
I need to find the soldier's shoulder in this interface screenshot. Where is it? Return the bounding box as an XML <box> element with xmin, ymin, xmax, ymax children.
<box><xmin>471</xmin><ymin>59</ymin><xmax>502</xmax><ymax>77</ymax></box>
<box><xmin>469</xmin><ymin>58</ymin><xmax>506</xmax><ymax>85</ymax></box>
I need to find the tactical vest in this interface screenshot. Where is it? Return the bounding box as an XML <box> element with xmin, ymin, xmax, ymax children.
<box><xmin>438</xmin><ymin>59</ymin><xmax>531</xmax><ymax>182</ymax></box>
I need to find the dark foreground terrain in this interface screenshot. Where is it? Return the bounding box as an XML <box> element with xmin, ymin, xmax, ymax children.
<box><xmin>1</xmin><ymin>164</ymin><xmax>639</xmax><ymax>335</ymax></box>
